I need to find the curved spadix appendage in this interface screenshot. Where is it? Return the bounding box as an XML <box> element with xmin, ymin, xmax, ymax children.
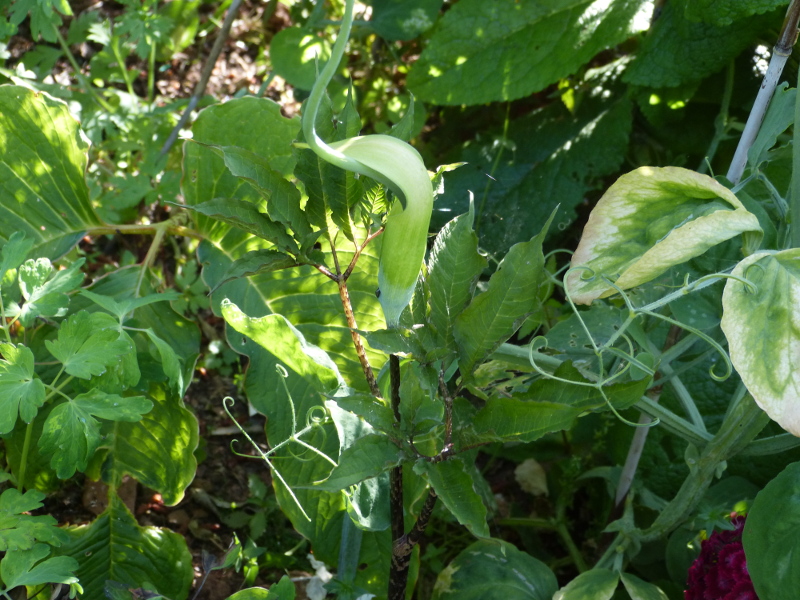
<box><xmin>301</xmin><ymin>0</ymin><xmax>433</xmax><ymax>328</ymax></box>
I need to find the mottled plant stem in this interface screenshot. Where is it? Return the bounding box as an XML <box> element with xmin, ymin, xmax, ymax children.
<box><xmin>389</xmin><ymin>488</ymin><xmax>437</xmax><ymax>599</ymax></box>
<box><xmin>387</xmin><ymin>353</ymin><xmax>408</xmax><ymax>600</ymax></box>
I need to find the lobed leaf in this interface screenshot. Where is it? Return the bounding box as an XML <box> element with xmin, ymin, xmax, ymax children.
<box><xmin>0</xmin><ymin>544</ymin><xmax>79</xmax><ymax>592</ymax></box>
<box><xmin>0</xmin><ymin>343</ymin><xmax>46</xmax><ymax>434</ymax></box>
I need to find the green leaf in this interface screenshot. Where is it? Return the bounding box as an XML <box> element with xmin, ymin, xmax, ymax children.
<box><xmin>270</xmin><ymin>27</ymin><xmax>331</xmax><ymax>91</ymax></box>
<box><xmin>45</xmin><ymin>311</ymin><xmax>132</xmax><ymax>379</ymax></box>
<box><xmin>743</xmin><ymin>461</ymin><xmax>800</xmax><ymax>600</ymax></box>
<box><xmin>212</xmin><ymin>249</ymin><xmax>298</xmax><ymax>292</ymax></box>
<box><xmin>0</xmin><ymin>489</ymin><xmax>67</xmax><ymax>551</ymax></box>
<box><xmin>684</xmin><ymin>0</ymin><xmax>787</xmax><ymax>26</ymax></box>
<box><xmin>567</xmin><ymin>166</ymin><xmax>762</xmax><ymax>304</ymax></box>
<box><xmin>0</xmin><ymin>544</ymin><xmax>79</xmax><ymax>591</ymax></box>
<box><xmin>407</xmin><ymin>0</ymin><xmax>647</xmax><ymax>105</ymax></box>
<box><xmin>427</xmin><ymin>204</ymin><xmax>487</xmax><ymax>354</ymax></box>
<box><xmin>553</xmin><ymin>569</ymin><xmax>619</xmax><ymax>600</ymax></box>
<box><xmin>370</xmin><ymin>0</ymin><xmax>442</xmax><ymax>41</ymax></box>
<box><xmin>101</xmin><ymin>384</ymin><xmax>199</xmax><ymax>506</ymax></box>
<box><xmin>57</xmin><ymin>493</ymin><xmax>193</xmax><ymax>600</ymax></box>
<box><xmin>16</xmin><ymin>258</ymin><xmax>84</xmax><ymax>326</ymax></box>
<box><xmin>39</xmin><ymin>391</ymin><xmax>152</xmax><ymax>478</ymax></box>
<box><xmin>0</xmin><ymin>343</ymin><xmax>46</xmax><ymax>434</ymax></box>
<box><xmin>437</xmin><ymin>94</ymin><xmax>632</xmax><ymax>256</ymax></box>
<box><xmin>336</xmin><ymin>393</ymin><xmax>396</xmax><ymax>434</ymax></box>
<box><xmin>748</xmin><ymin>83</ymin><xmax>796</xmax><ymax>169</ymax></box>
<box><xmin>454</xmin><ymin>214</ymin><xmax>552</xmax><ymax>379</ymax></box>
<box><xmin>79</xmin><ymin>289</ymin><xmax>182</xmax><ymax>322</ymax></box>
<box><xmin>0</xmin><ymin>86</ymin><xmax>101</xmax><ymax>258</ymax></box>
<box><xmin>0</xmin><ymin>232</ymin><xmax>33</xmax><ymax>279</ymax></box>
<box><xmin>227</xmin><ymin>575</ymin><xmax>295</xmax><ymax>599</ymax></box>
<box><xmin>197</xmin><ymin>143</ymin><xmax>312</xmax><ymax>241</ymax></box>
<box><xmin>315</xmin><ymin>434</ymin><xmax>403</xmax><ymax>491</ymax></box>
<box><xmin>142</xmin><ymin>329</ymin><xmax>184</xmax><ymax>394</ymax></box>
<box><xmin>415</xmin><ymin>457</ymin><xmax>489</xmax><ymax>538</ymax></box>
<box><xmin>431</xmin><ymin>539</ymin><xmax>557</xmax><ymax>600</ymax></box>
<box><xmin>181</xmin><ymin>198</ymin><xmax>300</xmax><ymax>256</ymax></box>
<box><xmin>721</xmin><ymin>249</ymin><xmax>800</xmax><ymax>435</ymax></box>
<box><xmin>624</xmin><ymin>0</ymin><xmax>775</xmax><ymax>87</ymax></box>
<box><xmin>620</xmin><ymin>573</ymin><xmax>669</xmax><ymax>600</ymax></box>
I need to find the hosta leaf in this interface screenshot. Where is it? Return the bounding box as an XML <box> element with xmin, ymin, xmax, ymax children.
<box><xmin>0</xmin><ymin>544</ymin><xmax>79</xmax><ymax>591</ymax></box>
<box><xmin>407</xmin><ymin>0</ymin><xmax>647</xmax><ymax>105</ymax></box>
<box><xmin>684</xmin><ymin>0</ymin><xmax>787</xmax><ymax>28</ymax></box>
<box><xmin>0</xmin><ymin>343</ymin><xmax>46</xmax><ymax>434</ymax></box>
<box><xmin>553</xmin><ymin>569</ymin><xmax>619</xmax><ymax>600</ymax></box>
<box><xmin>45</xmin><ymin>311</ymin><xmax>132</xmax><ymax>379</ymax></box>
<box><xmin>0</xmin><ymin>489</ymin><xmax>67</xmax><ymax>552</ymax></box>
<box><xmin>0</xmin><ymin>87</ymin><xmax>101</xmax><ymax>257</ymax></box>
<box><xmin>415</xmin><ymin>457</ymin><xmax>489</xmax><ymax>538</ymax></box>
<box><xmin>101</xmin><ymin>384</ymin><xmax>199</xmax><ymax>506</ymax></box>
<box><xmin>16</xmin><ymin>258</ymin><xmax>84</xmax><ymax>326</ymax></box>
<box><xmin>453</xmin><ymin>214</ymin><xmax>551</xmax><ymax>379</ymax></box>
<box><xmin>370</xmin><ymin>0</ymin><xmax>442</xmax><ymax>41</ymax></box>
<box><xmin>57</xmin><ymin>494</ymin><xmax>192</xmax><ymax>600</ymax></box>
<box><xmin>315</xmin><ymin>434</ymin><xmax>403</xmax><ymax>491</ymax></box>
<box><xmin>39</xmin><ymin>391</ymin><xmax>152</xmax><ymax>479</ymax></box>
<box><xmin>567</xmin><ymin>167</ymin><xmax>762</xmax><ymax>304</ymax></box>
<box><xmin>432</xmin><ymin>539</ymin><xmax>557</xmax><ymax>600</ymax></box>
<box><xmin>721</xmin><ymin>250</ymin><xmax>800</xmax><ymax>435</ymax></box>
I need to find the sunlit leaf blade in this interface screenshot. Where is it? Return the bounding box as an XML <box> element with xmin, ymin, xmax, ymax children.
<box><xmin>102</xmin><ymin>384</ymin><xmax>199</xmax><ymax>506</ymax></box>
<box><xmin>620</xmin><ymin>572</ymin><xmax>669</xmax><ymax>600</ymax></box>
<box><xmin>16</xmin><ymin>258</ymin><xmax>84</xmax><ymax>326</ymax></box>
<box><xmin>427</xmin><ymin>204</ymin><xmax>486</xmax><ymax>353</ymax></box>
<box><xmin>39</xmin><ymin>391</ymin><xmax>152</xmax><ymax>478</ymax></box>
<box><xmin>415</xmin><ymin>457</ymin><xmax>489</xmax><ymax>538</ymax></box>
<box><xmin>431</xmin><ymin>539</ymin><xmax>557</xmax><ymax>600</ymax></box>
<box><xmin>0</xmin><ymin>343</ymin><xmax>46</xmax><ymax>434</ymax></box>
<box><xmin>45</xmin><ymin>311</ymin><xmax>132</xmax><ymax>379</ymax></box>
<box><xmin>721</xmin><ymin>250</ymin><xmax>800</xmax><ymax>435</ymax></box>
<box><xmin>0</xmin><ymin>86</ymin><xmax>102</xmax><ymax>258</ymax></box>
<box><xmin>0</xmin><ymin>232</ymin><xmax>33</xmax><ymax>278</ymax></box>
<box><xmin>553</xmin><ymin>568</ymin><xmax>619</xmax><ymax>600</ymax></box>
<box><xmin>57</xmin><ymin>494</ymin><xmax>193</xmax><ymax>600</ymax></box>
<box><xmin>0</xmin><ymin>489</ymin><xmax>67</xmax><ymax>552</ymax></box>
<box><xmin>0</xmin><ymin>544</ymin><xmax>79</xmax><ymax>591</ymax></box>
<box><xmin>211</xmin><ymin>249</ymin><xmax>298</xmax><ymax>292</ymax></box>
<box><xmin>453</xmin><ymin>214</ymin><xmax>551</xmax><ymax>379</ymax></box>
<box><xmin>315</xmin><ymin>434</ymin><xmax>403</xmax><ymax>491</ymax></box>
<box><xmin>407</xmin><ymin>0</ymin><xmax>647</xmax><ymax>105</ymax></box>
<box><xmin>567</xmin><ymin>167</ymin><xmax>762</xmax><ymax>304</ymax></box>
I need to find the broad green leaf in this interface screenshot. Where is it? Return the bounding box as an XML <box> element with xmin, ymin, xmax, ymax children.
<box><xmin>0</xmin><ymin>343</ymin><xmax>45</xmax><ymax>434</ymax></box>
<box><xmin>182</xmin><ymin>199</ymin><xmax>300</xmax><ymax>256</ymax></box>
<box><xmin>226</xmin><ymin>575</ymin><xmax>295</xmax><ymax>599</ymax></box>
<box><xmin>336</xmin><ymin>393</ymin><xmax>396</xmax><ymax>434</ymax></box>
<box><xmin>743</xmin><ymin>461</ymin><xmax>800</xmax><ymax>600</ymax></box>
<box><xmin>0</xmin><ymin>86</ymin><xmax>101</xmax><ymax>258</ymax></box>
<box><xmin>620</xmin><ymin>573</ymin><xmax>669</xmax><ymax>600</ymax></box>
<box><xmin>212</xmin><ymin>249</ymin><xmax>298</xmax><ymax>292</ymax></box>
<box><xmin>553</xmin><ymin>569</ymin><xmax>619</xmax><ymax>600</ymax></box>
<box><xmin>427</xmin><ymin>205</ymin><xmax>486</xmax><ymax>354</ymax></box>
<box><xmin>79</xmin><ymin>289</ymin><xmax>182</xmax><ymax>322</ymax></box>
<box><xmin>39</xmin><ymin>391</ymin><xmax>152</xmax><ymax>478</ymax></box>
<box><xmin>407</xmin><ymin>0</ymin><xmax>647</xmax><ymax>105</ymax></box>
<box><xmin>624</xmin><ymin>1</ymin><xmax>775</xmax><ymax>87</ymax></box>
<box><xmin>101</xmin><ymin>384</ymin><xmax>199</xmax><ymax>506</ymax></box>
<box><xmin>415</xmin><ymin>457</ymin><xmax>489</xmax><ymax>538</ymax></box>
<box><xmin>4</xmin><ymin>403</ymin><xmax>60</xmax><ymax>493</ymax></box>
<box><xmin>45</xmin><ymin>311</ymin><xmax>132</xmax><ymax>379</ymax></box>
<box><xmin>15</xmin><ymin>258</ymin><xmax>84</xmax><ymax>326</ymax></box>
<box><xmin>748</xmin><ymin>83</ymin><xmax>795</xmax><ymax>169</ymax></box>
<box><xmin>431</xmin><ymin>539</ymin><xmax>557</xmax><ymax>600</ymax></box>
<box><xmin>270</xmin><ymin>27</ymin><xmax>331</xmax><ymax>91</ymax></box>
<box><xmin>437</xmin><ymin>93</ymin><xmax>632</xmax><ymax>256</ymax></box>
<box><xmin>567</xmin><ymin>166</ymin><xmax>762</xmax><ymax>304</ymax></box>
<box><xmin>370</xmin><ymin>0</ymin><xmax>442</xmax><ymax>41</ymax></box>
<box><xmin>142</xmin><ymin>329</ymin><xmax>184</xmax><ymax>394</ymax></box>
<box><xmin>0</xmin><ymin>232</ymin><xmax>33</xmax><ymax>279</ymax></box>
<box><xmin>454</xmin><ymin>214</ymin><xmax>551</xmax><ymax>379</ymax></box>
<box><xmin>0</xmin><ymin>489</ymin><xmax>67</xmax><ymax>551</ymax></box>
<box><xmin>199</xmin><ymin>143</ymin><xmax>312</xmax><ymax>241</ymax></box>
<box><xmin>346</xmin><ymin>473</ymin><xmax>391</xmax><ymax>532</ymax></box>
<box><xmin>721</xmin><ymin>249</ymin><xmax>800</xmax><ymax>435</ymax></box>
<box><xmin>0</xmin><ymin>544</ymin><xmax>79</xmax><ymax>591</ymax></box>
<box><xmin>315</xmin><ymin>434</ymin><xmax>403</xmax><ymax>491</ymax></box>
<box><xmin>57</xmin><ymin>494</ymin><xmax>193</xmax><ymax>600</ymax></box>
<box><xmin>684</xmin><ymin>0</ymin><xmax>787</xmax><ymax>26</ymax></box>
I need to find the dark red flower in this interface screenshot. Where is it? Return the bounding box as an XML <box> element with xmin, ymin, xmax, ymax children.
<box><xmin>684</xmin><ymin>515</ymin><xmax>758</xmax><ymax>600</ymax></box>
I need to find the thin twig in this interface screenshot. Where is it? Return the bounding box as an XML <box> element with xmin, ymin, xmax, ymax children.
<box><xmin>343</xmin><ymin>227</ymin><xmax>383</xmax><ymax>281</ymax></box>
<box><xmin>160</xmin><ymin>0</ymin><xmax>244</xmax><ymax>157</ymax></box>
<box><xmin>387</xmin><ymin>353</ymin><xmax>407</xmax><ymax>600</ymax></box>
<box><xmin>727</xmin><ymin>0</ymin><xmax>800</xmax><ymax>183</ymax></box>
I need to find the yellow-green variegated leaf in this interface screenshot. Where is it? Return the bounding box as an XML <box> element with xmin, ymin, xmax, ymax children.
<box><xmin>567</xmin><ymin>166</ymin><xmax>762</xmax><ymax>304</ymax></box>
<box><xmin>721</xmin><ymin>250</ymin><xmax>800</xmax><ymax>436</ymax></box>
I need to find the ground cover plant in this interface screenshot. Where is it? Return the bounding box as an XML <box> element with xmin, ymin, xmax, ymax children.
<box><xmin>4</xmin><ymin>0</ymin><xmax>800</xmax><ymax>599</ymax></box>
